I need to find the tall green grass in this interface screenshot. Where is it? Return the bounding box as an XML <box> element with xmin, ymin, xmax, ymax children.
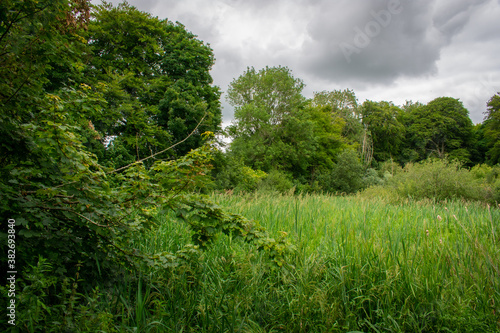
<box><xmin>115</xmin><ymin>192</ymin><xmax>498</xmax><ymax>332</ymax></box>
<box><xmin>32</xmin><ymin>193</ymin><xmax>496</xmax><ymax>332</ymax></box>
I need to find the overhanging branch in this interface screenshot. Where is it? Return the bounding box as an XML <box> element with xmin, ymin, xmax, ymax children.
<box><xmin>108</xmin><ymin>112</ymin><xmax>207</xmax><ymax>174</ymax></box>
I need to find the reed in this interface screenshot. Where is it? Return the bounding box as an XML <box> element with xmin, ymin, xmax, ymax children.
<box><xmin>89</xmin><ymin>192</ymin><xmax>500</xmax><ymax>332</ymax></box>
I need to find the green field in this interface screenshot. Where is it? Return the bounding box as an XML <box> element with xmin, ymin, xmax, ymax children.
<box><xmin>130</xmin><ymin>193</ymin><xmax>500</xmax><ymax>332</ymax></box>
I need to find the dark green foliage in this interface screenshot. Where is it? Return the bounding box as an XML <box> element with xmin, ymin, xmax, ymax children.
<box><xmin>402</xmin><ymin>97</ymin><xmax>474</xmax><ymax>164</ymax></box>
<box><xmin>83</xmin><ymin>2</ymin><xmax>221</xmax><ymax>166</ymax></box>
<box><xmin>483</xmin><ymin>93</ymin><xmax>500</xmax><ymax>164</ymax></box>
<box><xmin>317</xmin><ymin>149</ymin><xmax>366</xmax><ymax>194</ymax></box>
<box><xmin>469</xmin><ymin>123</ymin><xmax>489</xmax><ymax>165</ymax></box>
<box><xmin>0</xmin><ymin>0</ymin><xmax>90</xmax><ymax>169</ymax></box>
<box><xmin>360</xmin><ymin>100</ymin><xmax>405</xmax><ymax>162</ymax></box>
<box><xmin>0</xmin><ymin>257</ymin><xmax>116</xmax><ymax>332</ymax></box>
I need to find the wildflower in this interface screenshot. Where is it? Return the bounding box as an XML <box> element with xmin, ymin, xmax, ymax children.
<box><xmin>445</xmin><ymin>207</ymin><xmax>448</xmax><ymax>211</ymax></box>
<box><xmin>439</xmin><ymin>239</ymin><xmax>443</xmax><ymax>244</ymax></box>
<box><xmin>437</xmin><ymin>215</ymin><xmax>442</xmax><ymax>221</ymax></box>
<box><xmin>426</xmin><ymin>229</ymin><xmax>430</xmax><ymax>236</ymax></box>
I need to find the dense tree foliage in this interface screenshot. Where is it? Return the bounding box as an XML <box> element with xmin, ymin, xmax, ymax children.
<box><xmin>360</xmin><ymin>101</ymin><xmax>405</xmax><ymax>162</ymax></box>
<box><xmin>0</xmin><ymin>0</ymin><xmax>90</xmax><ymax>165</ymax></box>
<box><xmin>402</xmin><ymin>97</ymin><xmax>474</xmax><ymax>164</ymax></box>
<box><xmin>483</xmin><ymin>93</ymin><xmax>500</xmax><ymax>164</ymax></box>
<box><xmin>225</xmin><ymin>67</ymin><xmax>355</xmax><ymax>186</ymax></box>
<box><xmin>83</xmin><ymin>2</ymin><xmax>221</xmax><ymax>167</ymax></box>
<box><xmin>1</xmin><ymin>1</ymin><xmax>288</xmax><ymax>303</ymax></box>
<box><xmin>222</xmin><ymin>67</ymin><xmax>498</xmax><ymax>194</ymax></box>
<box><xmin>226</xmin><ymin>66</ymin><xmax>308</xmax><ymax>175</ymax></box>
<box><xmin>312</xmin><ymin>89</ymin><xmax>363</xmax><ymax>146</ymax></box>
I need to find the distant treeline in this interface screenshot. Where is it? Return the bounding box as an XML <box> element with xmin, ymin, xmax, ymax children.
<box><xmin>212</xmin><ymin>65</ymin><xmax>500</xmax><ymax>195</ymax></box>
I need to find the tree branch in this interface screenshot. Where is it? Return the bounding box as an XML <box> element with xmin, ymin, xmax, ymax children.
<box><xmin>108</xmin><ymin>112</ymin><xmax>207</xmax><ymax>174</ymax></box>
<box><xmin>38</xmin><ymin>205</ymin><xmax>110</xmax><ymax>228</ymax></box>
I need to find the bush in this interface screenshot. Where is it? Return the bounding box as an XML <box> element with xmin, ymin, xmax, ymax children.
<box><xmin>257</xmin><ymin>169</ymin><xmax>294</xmax><ymax>193</ymax></box>
<box><xmin>358</xmin><ymin>185</ymin><xmax>397</xmax><ymax>203</ymax></box>
<box><xmin>378</xmin><ymin>159</ymin><xmax>403</xmax><ymax>178</ymax></box>
<box><xmin>388</xmin><ymin>158</ymin><xmax>485</xmax><ymax>202</ymax></box>
<box><xmin>317</xmin><ymin>149</ymin><xmax>365</xmax><ymax>194</ymax></box>
<box><xmin>470</xmin><ymin>164</ymin><xmax>494</xmax><ymax>180</ymax></box>
<box><xmin>363</xmin><ymin>168</ymin><xmax>384</xmax><ymax>187</ymax></box>
<box><xmin>212</xmin><ymin>153</ymin><xmax>268</xmax><ymax>192</ymax></box>
<box><xmin>1</xmin><ymin>257</ymin><xmax>116</xmax><ymax>332</ymax></box>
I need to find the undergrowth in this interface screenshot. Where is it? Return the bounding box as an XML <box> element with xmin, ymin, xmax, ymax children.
<box><xmin>3</xmin><ymin>193</ymin><xmax>499</xmax><ymax>332</ymax></box>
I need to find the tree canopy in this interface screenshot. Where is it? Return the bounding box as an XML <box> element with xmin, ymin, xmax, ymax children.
<box><xmin>83</xmin><ymin>2</ymin><xmax>222</xmax><ymax>167</ymax></box>
<box><xmin>227</xmin><ymin>66</ymin><xmax>308</xmax><ymax>173</ymax></box>
<box><xmin>0</xmin><ymin>0</ymin><xmax>231</xmax><ymax>283</ymax></box>
<box><xmin>360</xmin><ymin>100</ymin><xmax>405</xmax><ymax>162</ymax></box>
<box><xmin>402</xmin><ymin>97</ymin><xmax>474</xmax><ymax>164</ymax></box>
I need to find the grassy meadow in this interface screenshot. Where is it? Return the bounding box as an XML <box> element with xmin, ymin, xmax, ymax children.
<box><xmin>124</xmin><ymin>193</ymin><xmax>500</xmax><ymax>332</ymax></box>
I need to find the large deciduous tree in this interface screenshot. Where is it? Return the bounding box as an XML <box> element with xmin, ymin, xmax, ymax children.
<box><xmin>403</xmin><ymin>97</ymin><xmax>474</xmax><ymax>164</ymax></box>
<box><xmin>360</xmin><ymin>100</ymin><xmax>405</xmax><ymax>162</ymax></box>
<box><xmin>227</xmin><ymin>66</ymin><xmax>306</xmax><ymax>127</ymax></box>
<box><xmin>84</xmin><ymin>2</ymin><xmax>221</xmax><ymax>166</ymax></box>
<box><xmin>226</xmin><ymin>66</ymin><xmax>308</xmax><ymax>174</ymax></box>
<box><xmin>312</xmin><ymin>89</ymin><xmax>363</xmax><ymax>145</ymax></box>
<box><xmin>226</xmin><ymin>67</ymin><xmax>352</xmax><ymax>182</ymax></box>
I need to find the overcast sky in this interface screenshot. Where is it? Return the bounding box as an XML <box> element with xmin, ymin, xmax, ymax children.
<box><xmin>95</xmin><ymin>0</ymin><xmax>500</xmax><ymax>124</ymax></box>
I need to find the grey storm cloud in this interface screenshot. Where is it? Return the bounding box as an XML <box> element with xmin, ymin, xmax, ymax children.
<box><xmin>296</xmin><ymin>0</ymin><xmax>490</xmax><ymax>84</ymax></box>
<box><xmin>99</xmin><ymin>0</ymin><xmax>492</xmax><ymax>85</ymax></box>
<box><xmin>93</xmin><ymin>0</ymin><xmax>500</xmax><ymax>123</ymax></box>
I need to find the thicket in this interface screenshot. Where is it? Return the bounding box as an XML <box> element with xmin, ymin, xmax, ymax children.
<box><xmin>0</xmin><ymin>1</ymin><xmax>292</xmax><ymax>330</ymax></box>
<box><xmin>360</xmin><ymin>159</ymin><xmax>500</xmax><ymax>204</ymax></box>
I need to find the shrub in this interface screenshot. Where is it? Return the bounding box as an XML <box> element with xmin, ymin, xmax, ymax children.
<box><xmin>378</xmin><ymin>159</ymin><xmax>403</xmax><ymax>178</ymax></box>
<box><xmin>470</xmin><ymin>164</ymin><xmax>494</xmax><ymax>180</ymax></box>
<box><xmin>257</xmin><ymin>169</ymin><xmax>294</xmax><ymax>193</ymax></box>
<box><xmin>363</xmin><ymin>168</ymin><xmax>384</xmax><ymax>187</ymax></box>
<box><xmin>1</xmin><ymin>257</ymin><xmax>116</xmax><ymax>332</ymax></box>
<box><xmin>358</xmin><ymin>185</ymin><xmax>397</xmax><ymax>203</ymax></box>
<box><xmin>388</xmin><ymin>158</ymin><xmax>485</xmax><ymax>202</ymax></box>
<box><xmin>212</xmin><ymin>154</ymin><xmax>267</xmax><ymax>192</ymax></box>
<box><xmin>317</xmin><ymin>149</ymin><xmax>365</xmax><ymax>194</ymax></box>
